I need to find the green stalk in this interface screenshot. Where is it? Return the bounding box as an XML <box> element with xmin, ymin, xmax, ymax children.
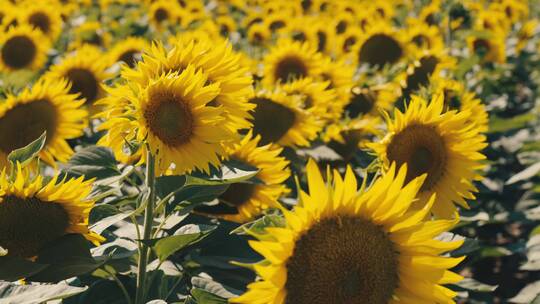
<box><xmin>135</xmin><ymin>148</ymin><xmax>156</xmax><ymax>304</ymax></box>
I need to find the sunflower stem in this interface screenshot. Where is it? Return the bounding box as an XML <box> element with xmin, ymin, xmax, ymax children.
<box><xmin>135</xmin><ymin>149</ymin><xmax>156</xmax><ymax>304</ymax></box>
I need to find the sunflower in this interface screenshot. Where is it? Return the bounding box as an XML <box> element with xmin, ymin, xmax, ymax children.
<box><xmin>106</xmin><ymin>36</ymin><xmax>150</xmax><ymax>68</ymax></box>
<box><xmin>516</xmin><ymin>19</ymin><xmax>537</xmax><ymax>52</ymax></box>
<box><xmin>418</xmin><ymin>0</ymin><xmax>442</xmax><ymax>26</ymax></box>
<box><xmin>467</xmin><ymin>30</ymin><xmax>506</xmax><ymax>64</ymax></box>
<box><xmin>282</xmin><ymin>77</ymin><xmax>338</xmax><ymax>122</ymax></box>
<box><xmin>247</xmin><ymin>22</ymin><xmax>271</xmax><ymax>45</ymax></box>
<box><xmin>216</xmin><ymin>15</ymin><xmax>237</xmax><ymax>37</ymax></box>
<box><xmin>353</xmin><ymin>21</ymin><xmax>408</xmax><ymax>69</ymax></box>
<box><xmin>0</xmin><ymin>78</ymin><xmax>87</xmax><ymax>169</ymax></box>
<box><xmin>336</xmin><ymin>25</ymin><xmax>364</xmax><ymax>55</ymax></box>
<box><xmin>368</xmin><ymin>93</ymin><xmax>487</xmax><ymax>218</ymax></box>
<box><xmin>432</xmin><ymin>78</ymin><xmax>489</xmax><ymax>133</ymax></box>
<box><xmin>44</xmin><ymin>45</ymin><xmax>109</xmax><ymax>108</ymax></box>
<box><xmin>249</xmin><ymin>88</ymin><xmax>322</xmax><ymax>147</ymax></box>
<box><xmin>343</xmin><ymin>82</ymin><xmax>400</xmax><ymax>120</ymax></box>
<box><xmin>332</xmin><ymin>12</ymin><xmax>355</xmax><ymax>35</ymax></box>
<box><xmin>231</xmin><ymin>159</ymin><xmax>464</xmax><ymax>304</ymax></box>
<box><xmin>309</xmin><ymin>16</ymin><xmax>337</xmax><ymax>54</ymax></box>
<box><xmin>123</xmin><ymin>38</ymin><xmax>254</xmax><ymax>134</ymax></box>
<box><xmin>318</xmin><ymin>57</ymin><xmax>354</xmax><ymax>106</ymax></box>
<box><xmin>489</xmin><ymin>0</ymin><xmax>528</xmax><ymax>25</ymax></box>
<box><xmin>19</xmin><ymin>1</ymin><xmax>62</xmax><ymax>42</ymax></box>
<box><xmin>69</xmin><ymin>21</ymin><xmax>111</xmax><ymax>50</ymax></box>
<box><xmin>405</xmin><ymin>18</ymin><xmax>444</xmax><ymax>52</ymax></box>
<box><xmin>197</xmin><ymin>132</ymin><xmax>290</xmax><ymax>223</ymax></box>
<box><xmin>0</xmin><ymin>164</ymin><xmax>103</xmax><ymax>258</ymax></box>
<box><xmin>148</xmin><ymin>0</ymin><xmax>182</xmax><ymax>30</ymax></box>
<box><xmin>98</xmin><ymin>66</ymin><xmax>233</xmax><ymax>175</ymax></box>
<box><xmin>474</xmin><ymin>9</ymin><xmax>510</xmax><ymax>34</ymax></box>
<box><xmin>324</xmin><ymin>117</ymin><xmax>380</xmax><ymax>161</ymax></box>
<box><xmin>0</xmin><ymin>24</ymin><xmax>49</xmax><ymax>72</ymax></box>
<box><xmin>397</xmin><ymin>48</ymin><xmax>456</xmax><ymax>97</ymax></box>
<box><xmin>263</xmin><ymin>39</ymin><xmax>324</xmax><ymax>86</ymax></box>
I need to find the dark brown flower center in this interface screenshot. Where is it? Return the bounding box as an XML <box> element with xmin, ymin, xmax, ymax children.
<box><xmin>316</xmin><ymin>31</ymin><xmax>327</xmax><ymax>52</ymax></box>
<box><xmin>274</xmin><ymin>56</ymin><xmax>308</xmax><ymax>83</ymax></box>
<box><xmin>219</xmin><ymin>182</ymin><xmax>256</xmax><ymax>207</ymax></box>
<box><xmin>473</xmin><ymin>38</ymin><xmax>491</xmax><ymax>55</ymax></box>
<box><xmin>387</xmin><ymin>124</ymin><xmax>447</xmax><ymax>191</ymax></box>
<box><xmin>346</xmin><ymin>88</ymin><xmax>377</xmax><ymax>118</ymax></box>
<box><xmin>154</xmin><ymin>8</ymin><xmax>169</xmax><ymax>23</ymax></box>
<box><xmin>0</xmin><ymin>99</ymin><xmax>57</xmax><ymax>155</ymax></box>
<box><xmin>405</xmin><ymin>56</ymin><xmax>439</xmax><ymax>92</ymax></box>
<box><xmin>144</xmin><ymin>89</ymin><xmax>194</xmax><ymax>147</ymax></box>
<box><xmin>0</xmin><ymin>195</ymin><xmax>69</xmax><ymax>258</ymax></box>
<box><xmin>1</xmin><ymin>35</ymin><xmax>37</xmax><ymax>69</ymax></box>
<box><xmin>28</xmin><ymin>12</ymin><xmax>51</xmax><ymax>34</ymax></box>
<box><xmin>66</xmin><ymin>68</ymin><xmax>99</xmax><ymax>105</ymax></box>
<box><xmin>412</xmin><ymin>34</ymin><xmax>430</xmax><ymax>48</ymax></box>
<box><xmin>358</xmin><ymin>34</ymin><xmax>403</xmax><ymax>68</ymax></box>
<box><xmin>118</xmin><ymin>49</ymin><xmax>141</xmax><ymax>68</ymax></box>
<box><xmin>250</xmin><ymin>97</ymin><xmax>296</xmax><ymax>145</ymax></box>
<box><xmin>285</xmin><ymin>216</ymin><xmax>398</xmax><ymax>304</ymax></box>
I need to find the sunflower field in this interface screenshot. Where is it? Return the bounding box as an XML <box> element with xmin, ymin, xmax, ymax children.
<box><xmin>2</xmin><ymin>0</ymin><xmax>540</xmax><ymax>303</ymax></box>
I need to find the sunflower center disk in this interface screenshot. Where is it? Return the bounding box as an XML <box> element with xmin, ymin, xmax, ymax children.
<box><xmin>28</xmin><ymin>12</ymin><xmax>51</xmax><ymax>33</ymax></box>
<box><xmin>0</xmin><ymin>195</ymin><xmax>69</xmax><ymax>258</ymax></box>
<box><xmin>387</xmin><ymin>124</ymin><xmax>447</xmax><ymax>191</ymax></box>
<box><xmin>275</xmin><ymin>56</ymin><xmax>308</xmax><ymax>83</ymax></box>
<box><xmin>405</xmin><ymin>56</ymin><xmax>439</xmax><ymax>93</ymax></box>
<box><xmin>0</xmin><ymin>99</ymin><xmax>57</xmax><ymax>155</ymax></box>
<box><xmin>154</xmin><ymin>8</ymin><xmax>168</xmax><ymax>23</ymax></box>
<box><xmin>473</xmin><ymin>39</ymin><xmax>490</xmax><ymax>55</ymax></box>
<box><xmin>1</xmin><ymin>35</ymin><xmax>37</xmax><ymax>69</ymax></box>
<box><xmin>250</xmin><ymin>97</ymin><xmax>296</xmax><ymax>145</ymax></box>
<box><xmin>144</xmin><ymin>92</ymin><xmax>194</xmax><ymax>147</ymax></box>
<box><xmin>219</xmin><ymin>183</ymin><xmax>256</xmax><ymax>207</ymax></box>
<box><xmin>346</xmin><ymin>88</ymin><xmax>377</xmax><ymax>118</ymax></box>
<box><xmin>119</xmin><ymin>50</ymin><xmax>140</xmax><ymax>68</ymax></box>
<box><xmin>285</xmin><ymin>217</ymin><xmax>398</xmax><ymax>304</ymax></box>
<box><xmin>359</xmin><ymin>34</ymin><xmax>403</xmax><ymax>67</ymax></box>
<box><xmin>66</xmin><ymin>68</ymin><xmax>99</xmax><ymax>105</ymax></box>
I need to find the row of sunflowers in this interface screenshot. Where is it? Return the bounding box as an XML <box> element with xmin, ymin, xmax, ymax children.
<box><xmin>0</xmin><ymin>0</ymin><xmax>540</xmax><ymax>303</ymax></box>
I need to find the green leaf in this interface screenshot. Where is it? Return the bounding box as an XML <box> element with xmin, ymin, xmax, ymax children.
<box><xmin>0</xmin><ymin>282</ymin><xmax>87</xmax><ymax>303</ymax></box>
<box><xmin>231</xmin><ymin>214</ymin><xmax>286</xmax><ymax>236</ymax></box>
<box><xmin>7</xmin><ymin>131</ymin><xmax>46</xmax><ymax>167</ymax></box>
<box><xmin>0</xmin><ymin>256</ymin><xmax>48</xmax><ymax>281</ymax></box>
<box><xmin>191</xmin><ymin>288</ymin><xmax>228</xmax><ymax>304</ymax></box>
<box><xmin>145</xmin><ymin>225</ymin><xmax>216</xmax><ymax>262</ymax></box>
<box><xmin>488</xmin><ymin>113</ymin><xmax>535</xmax><ymax>133</ymax></box>
<box><xmin>65</xmin><ymin>146</ymin><xmax>118</xmax><ymax>179</ymax></box>
<box><xmin>29</xmin><ymin>234</ymin><xmax>105</xmax><ymax>282</ymax></box>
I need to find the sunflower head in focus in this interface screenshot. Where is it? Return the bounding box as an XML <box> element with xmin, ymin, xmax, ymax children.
<box><xmin>0</xmin><ymin>24</ymin><xmax>49</xmax><ymax>72</ymax></box>
<box><xmin>231</xmin><ymin>159</ymin><xmax>464</xmax><ymax>303</ymax></box>
<box><xmin>368</xmin><ymin>93</ymin><xmax>488</xmax><ymax>218</ymax></box>
<box><xmin>0</xmin><ymin>165</ymin><xmax>103</xmax><ymax>258</ymax></box>
<box><xmin>0</xmin><ymin>77</ymin><xmax>88</xmax><ymax>168</ymax></box>
<box><xmin>20</xmin><ymin>1</ymin><xmax>62</xmax><ymax>42</ymax></box>
<box><xmin>263</xmin><ymin>39</ymin><xmax>323</xmax><ymax>86</ymax></box>
<box><xmin>249</xmin><ymin>88</ymin><xmax>322</xmax><ymax>148</ymax></box>
<box><xmin>99</xmin><ymin>66</ymin><xmax>233</xmax><ymax>175</ymax></box>
<box><xmin>123</xmin><ymin>38</ymin><xmax>255</xmax><ymax>134</ymax></box>
<box><xmin>44</xmin><ymin>45</ymin><xmax>109</xmax><ymax>109</ymax></box>
<box><xmin>196</xmin><ymin>132</ymin><xmax>290</xmax><ymax>223</ymax></box>
<box><xmin>106</xmin><ymin>36</ymin><xmax>150</xmax><ymax>68</ymax></box>
<box><xmin>353</xmin><ymin>21</ymin><xmax>407</xmax><ymax>69</ymax></box>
